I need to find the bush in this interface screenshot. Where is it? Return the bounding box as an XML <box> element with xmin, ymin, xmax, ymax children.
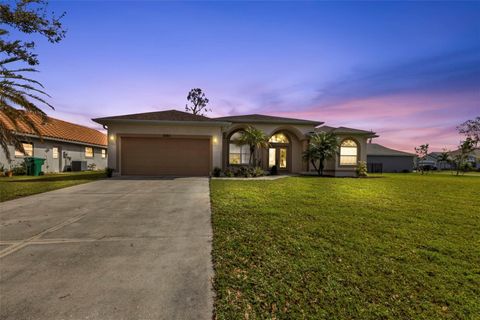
<box><xmin>105</xmin><ymin>167</ymin><xmax>114</xmax><ymax>178</ymax></box>
<box><xmin>12</xmin><ymin>163</ymin><xmax>26</xmax><ymax>176</ymax></box>
<box><xmin>223</xmin><ymin>167</ymin><xmax>235</xmax><ymax>177</ymax></box>
<box><xmin>270</xmin><ymin>165</ymin><xmax>278</xmax><ymax>175</ymax></box>
<box><xmin>252</xmin><ymin>167</ymin><xmax>265</xmax><ymax>177</ymax></box>
<box><xmin>212</xmin><ymin>167</ymin><xmax>222</xmax><ymax>177</ymax></box>
<box><xmin>236</xmin><ymin>166</ymin><xmax>251</xmax><ymax>177</ymax></box>
<box><xmin>356</xmin><ymin>161</ymin><xmax>368</xmax><ymax>177</ymax></box>
<box><xmin>87</xmin><ymin>163</ymin><xmax>97</xmax><ymax>171</ymax></box>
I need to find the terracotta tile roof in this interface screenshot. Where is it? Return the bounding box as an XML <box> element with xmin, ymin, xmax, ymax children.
<box><xmin>93</xmin><ymin>109</ymin><xmax>215</xmax><ymax>123</ymax></box>
<box><xmin>367</xmin><ymin>143</ymin><xmax>415</xmax><ymax>157</ymax></box>
<box><xmin>214</xmin><ymin>114</ymin><xmax>323</xmax><ymax>126</ymax></box>
<box><xmin>316</xmin><ymin>125</ymin><xmax>378</xmax><ymax>137</ymax></box>
<box><xmin>0</xmin><ymin>111</ymin><xmax>107</xmax><ymax>147</ymax></box>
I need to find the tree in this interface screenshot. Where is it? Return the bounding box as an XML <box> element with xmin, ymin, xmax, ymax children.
<box><xmin>437</xmin><ymin>149</ymin><xmax>451</xmax><ymax>170</ymax></box>
<box><xmin>1</xmin><ymin>0</ymin><xmax>65</xmax><ymax>160</ymax></box>
<box><xmin>415</xmin><ymin>144</ymin><xmax>429</xmax><ymax>174</ymax></box>
<box><xmin>185</xmin><ymin>88</ymin><xmax>210</xmax><ymax>115</ymax></box>
<box><xmin>302</xmin><ymin>132</ymin><xmax>339</xmax><ymax>176</ymax></box>
<box><xmin>453</xmin><ymin>138</ymin><xmax>475</xmax><ymax>175</ymax></box>
<box><xmin>235</xmin><ymin>126</ymin><xmax>269</xmax><ymax>167</ymax></box>
<box><xmin>457</xmin><ymin>116</ymin><xmax>480</xmax><ymax>146</ymax></box>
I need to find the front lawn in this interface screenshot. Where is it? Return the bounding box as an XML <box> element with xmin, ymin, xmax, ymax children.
<box><xmin>0</xmin><ymin>171</ymin><xmax>106</xmax><ymax>202</ymax></box>
<box><xmin>210</xmin><ymin>174</ymin><xmax>480</xmax><ymax>319</ymax></box>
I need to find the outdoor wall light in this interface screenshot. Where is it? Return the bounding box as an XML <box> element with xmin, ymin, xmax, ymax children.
<box><xmin>212</xmin><ymin>136</ymin><xmax>218</xmax><ymax>144</ymax></box>
<box><xmin>109</xmin><ymin>134</ymin><xmax>115</xmax><ymax>142</ymax></box>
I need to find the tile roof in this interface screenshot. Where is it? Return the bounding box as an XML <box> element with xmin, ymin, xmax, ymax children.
<box><xmin>214</xmin><ymin>114</ymin><xmax>323</xmax><ymax>126</ymax></box>
<box><xmin>1</xmin><ymin>111</ymin><xmax>107</xmax><ymax>147</ymax></box>
<box><xmin>316</xmin><ymin>125</ymin><xmax>378</xmax><ymax>137</ymax></box>
<box><xmin>93</xmin><ymin>109</ymin><xmax>215</xmax><ymax>123</ymax></box>
<box><xmin>367</xmin><ymin>143</ymin><xmax>415</xmax><ymax>157</ymax></box>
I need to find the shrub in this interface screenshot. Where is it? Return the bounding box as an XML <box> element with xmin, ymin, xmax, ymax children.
<box><xmin>105</xmin><ymin>167</ymin><xmax>114</xmax><ymax>178</ymax></box>
<box><xmin>12</xmin><ymin>163</ymin><xmax>26</xmax><ymax>176</ymax></box>
<box><xmin>87</xmin><ymin>163</ymin><xmax>97</xmax><ymax>171</ymax></box>
<box><xmin>356</xmin><ymin>161</ymin><xmax>368</xmax><ymax>177</ymax></box>
<box><xmin>223</xmin><ymin>167</ymin><xmax>235</xmax><ymax>177</ymax></box>
<box><xmin>252</xmin><ymin>167</ymin><xmax>265</xmax><ymax>177</ymax></box>
<box><xmin>212</xmin><ymin>167</ymin><xmax>222</xmax><ymax>177</ymax></box>
<box><xmin>236</xmin><ymin>166</ymin><xmax>251</xmax><ymax>178</ymax></box>
<box><xmin>270</xmin><ymin>165</ymin><xmax>278</xmax><ymax>175</ymax></box>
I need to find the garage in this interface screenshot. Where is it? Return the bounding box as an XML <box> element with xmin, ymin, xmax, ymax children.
<box><xmin>120</xmin><ymin>136</ymin><xmax>211</xmax><ymax>176</ymax></box>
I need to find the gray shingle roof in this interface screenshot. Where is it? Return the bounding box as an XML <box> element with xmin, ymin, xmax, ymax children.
<box><xmin>214</xmin><ymin>114</ymin><xmax>323</xmax><ymax>126</ymax></box>
<box><xmin>316</xmin><ymin>125</ymin><xmax>378</xmax><ymax>137</ymax></box>
<box><xmin>367</xmin><ymin>143</ymin><xmax>415</xmax><ymax>157</ymax></box>
<box><xmin>93</xmin><ymin>110</ymin><xmax>214</xmax><ymax>123</ymax></box>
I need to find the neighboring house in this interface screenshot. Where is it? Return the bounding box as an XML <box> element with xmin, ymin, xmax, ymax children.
<box><xmin>0</xmin><ymin>112</ymin><xmax>108</xmax><ymax>173</ymax></box>
<box><xmin>93</xmin><ymin>110</ymin><xmax>377</xmax><ymax>177</ymax></box>
<box><xmin>366</xmin><ymin>143</ymin><xmax>415</xmax><ymax>173</ymax></box>
<box><xmin>449</xmin><ymin>148</ymin><xmax>480</xmax><ymax>169</ymax></box>
<box><xmin>418</xmin><ymin>149</ymin><xmax>479</xmax><ymax>170</ymax></box>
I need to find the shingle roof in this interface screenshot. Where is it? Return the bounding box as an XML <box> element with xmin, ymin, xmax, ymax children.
<box><xmin>214</xmin><ymin>114</ymin><xmax>323</xmax><ymax>126</ymax></box>
<box><xmin>1</xmin><ymin>111</ymin><xmax>107</xmax><ymax>147</ymax></box>
<box><xmin>316</xmin><ymin>125</ymin><xmax>378</xmax><ymax>137</ymax></box>
<box><xmin>367</xmin><ymin>143</ymin><xmax>415</xmax><ymax>157</ymax></box>
<box><xmin>93</xmin><ymin>109</ymin><xmax>215</xmax><ymax>123</ymax></box>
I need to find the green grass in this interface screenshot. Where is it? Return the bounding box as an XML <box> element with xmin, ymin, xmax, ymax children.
<box><xmin>0</xmin><ymin>171</ymin><xmax>106</xmax><ymax>202</ymax></box>
<box><xmin>210</xmin><ymin>174</ymin><xmax>480</xmax><ymax>319</ymax></box>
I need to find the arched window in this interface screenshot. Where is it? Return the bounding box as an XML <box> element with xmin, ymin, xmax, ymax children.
<box><xmin>229</xmin><ymin>131</ymin><xmax>250</xmax><ymax>165</ymax></box>
<box><xmin>340</xmin><ymin>139</ymin><xmax>358</xmax><ymax>165</ymax></box>
<box><xmin>269</xmin><ymin>133</ymin><xmax>289</xmax><ymax>143</ymax></box>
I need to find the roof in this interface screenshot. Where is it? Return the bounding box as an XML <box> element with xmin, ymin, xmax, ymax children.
<box><xmin>367</xmin><ymin>143</ymin><xmax>415</xmax><ymax>157</ymax></box>
<box><xmin>316</xmin><ymin>125</ymin><xmax>378</xmax><ymax>137</ymax></box>
<box><xmin>1</xmin><ymin>111</ymin><xmax>107</xmax><ymax>147</ymax></box>
<box><xmin>93</xmin><ymin>109</ymin><xmax>215</xmax><ymax>123</ymax></box>
<box><xmin>214</xmin><ymin>114</ymin><xmax>323</xmax><ymax>126</ymax></box>
<box><xmin>449</xmin><ymin>147</ymin><xmax>480</xmax><ymax>157</ymax></box>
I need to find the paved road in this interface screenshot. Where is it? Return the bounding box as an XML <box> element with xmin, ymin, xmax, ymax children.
<box><xmin>0</xmin><ymin>177</ymin><xmax>213</xmax><ymax>320</ymax></box>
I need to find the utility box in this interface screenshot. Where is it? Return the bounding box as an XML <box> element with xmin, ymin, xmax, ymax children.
<box><xmin>71</xmin><ymin>161</ymin><xmax>87</xmax><ymax>171</ymax></box>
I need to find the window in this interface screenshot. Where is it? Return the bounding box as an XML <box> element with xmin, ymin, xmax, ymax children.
<box><xmin>339</xmin><ymin>139</ymin><xmax>358</xmax><ymax>165</ymax></box>
<box><xmin>229</xmin><ymin>131</ymin><xmax>250</xmax><ymax>165</ymax></box>
<box><xmin>85</xmin><ymin>147</ymin><xmax>93</xmax><ymax>158</ymax></box>
<box><xmin>269</xmin><ymin>133</ymin><xmax>289</xmax><ymax>143</ymax></box>
<box><xmin>101</xmin><ymin>149</ymin><xmax>106</xmax><ymax>159</ymax></box>
<box><xmin>52</xmin><ymin>147</ymin><xmax>59</xmax><ymax>159</ymax></box>
<box><xmin>14</xmin><ymin>143</ymin><xmax>33</xmax><ymax>157</ymax></box>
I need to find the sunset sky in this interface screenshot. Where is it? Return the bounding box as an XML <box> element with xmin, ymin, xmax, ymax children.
<box><xmin>29</xmin><ymin>1</ymin><xmax>479</xmax><ymax>152</ymax></box>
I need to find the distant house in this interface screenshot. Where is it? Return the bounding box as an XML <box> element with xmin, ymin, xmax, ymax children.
<box><xmin>448</xmin><ymin>148</ymin><xmax>480</xmax><ymax>169</ymax></box>
<box><xmin>418</xmin><ymin>148</ymin><xmax>479</xmax><ymax>170</ymax></box>
<box><xmin>0</xmin><ymin>112</ymin><xmax>107</xmax><ymax>173</ymax></box>
<box><xmin>366</xmin><ymin>143</ymin><xmax>415</xmax><ymax>173</ymax></box>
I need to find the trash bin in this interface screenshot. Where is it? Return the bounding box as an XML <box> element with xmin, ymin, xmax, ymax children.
<box><xmin>24</xmin><ymin>157</ymin><xmax>45</xmax><ymax>176</ymax></box>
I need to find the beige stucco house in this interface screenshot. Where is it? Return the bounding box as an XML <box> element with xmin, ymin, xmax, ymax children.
<box><xmin>93</xmin><ymin>110</ymin><xmax>377</xmax><ymax>177</ymax></box>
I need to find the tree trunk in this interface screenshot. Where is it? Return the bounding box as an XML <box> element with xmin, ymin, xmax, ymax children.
<box><xmin>249</xmin><ymin>146</ymin><xmax>255</xmax><ymax>167</ymax></box>
<box><xmin>310</xmin><ymin>159</ymin><xmax>319</xmax><ymax>174</ymax></box>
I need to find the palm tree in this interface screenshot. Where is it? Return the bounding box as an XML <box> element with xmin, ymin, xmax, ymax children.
<box><xmin>303</xmin><ymin>132</ymin><xmax>339</xmax><ymax>176</ymax></box>
<box><xmin>437</xmin><ymin>150</ymin><xmax>451</xmax><ymax>170</ymax></box>
<box><xmin>236</xmin><ymin>126</ymin><xmax>269</xmax><ymax>166</ymax></box>
<box><xmin>0</xmin><ymin>57</ymin><xmax>52</xmax><ymax>160</ymax></box>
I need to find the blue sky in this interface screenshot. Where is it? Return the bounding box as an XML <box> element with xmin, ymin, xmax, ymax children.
<box><xmin>24</xmin><ymin>1</ymin><xmax>480</xmax><ymax>151</ymax></box>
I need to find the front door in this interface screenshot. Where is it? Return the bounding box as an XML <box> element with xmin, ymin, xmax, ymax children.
<box><xmin>268</xmin><ymin>147</ymin><xmax>288</xmax><ymax>171</ymax></box>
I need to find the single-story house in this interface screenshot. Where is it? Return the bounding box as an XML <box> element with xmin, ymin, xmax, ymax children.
<box><xmin>93</xmin><ymin>109</ymin><xmax>377</xmax><ymax>177</ymax></box>
<box><xmin>448</xmin><ymin>148</ymin><xmax>479</xmax><ymax>169</ymax></box>
<box><xmin>0</xmin><ymin>111</ymin><xmax>108</xmax><ymax>173</ymax></box>
<box><xmin>366</xmin><ymin>143</ymin><xmax>415</xmax><ymax>173</ymax></box>
<box><xmin>418</xmin><ymin>148</ymin><xmax>479</xmax><ymax>170</ymax></box>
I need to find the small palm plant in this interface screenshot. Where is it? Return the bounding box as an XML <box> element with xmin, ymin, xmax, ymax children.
<box><xmin>236</xmin><ymin>126</ymin><xmax>269</xmax><ymax>167</ymax></box>
<box><xmin>303</xmin><ymin>132</ymin><xmax>339</xmax><ymax>176</ymax></box>
<box><xmin>437</xmin><ymin>150</ymin><xmax>451</xmax><ymax>170</ymax></box>
<box><xmin>0</xmin><ymin>57</ymin><xmax>53</xmax><ymax>159</ymax></box>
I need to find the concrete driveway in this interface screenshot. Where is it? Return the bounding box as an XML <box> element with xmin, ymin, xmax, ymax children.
<box><xmin>0</xmin><ymin>177</ymin><xmax>213</xmax><ymax>320</ymax></box>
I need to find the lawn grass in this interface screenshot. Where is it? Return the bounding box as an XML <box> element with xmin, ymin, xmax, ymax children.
<box><xmin>210</xmin><ymin>173</ymin><xmax>480</xmax><ymax>319</ymax></box>
<box><xmin>0</xmin><ymin>171</ymin><xmax>106</xmax><ymax>202</ymax></box>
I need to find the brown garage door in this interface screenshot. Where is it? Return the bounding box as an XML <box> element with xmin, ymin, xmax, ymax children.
<box><xmin>120</xmin><ymin>136</ymin><xmax>211</xmax><ymax>176</ymax></box>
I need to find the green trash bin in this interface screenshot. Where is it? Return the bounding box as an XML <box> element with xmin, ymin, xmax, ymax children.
<box><xmin>24</xmin><ymin>157</ymin><xmax>45</xmax><ymax>176</ymax></box>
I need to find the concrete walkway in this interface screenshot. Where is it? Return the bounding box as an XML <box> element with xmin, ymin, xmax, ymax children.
<box><xmin>0</xmin><ymin>177</ymin><xmax>213</xmax><ymax>320</ymax></box>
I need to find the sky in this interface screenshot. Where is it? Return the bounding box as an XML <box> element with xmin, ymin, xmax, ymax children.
<box><xmin>16</xmin><ymin>1</ymin><xmax>480</xmax><ymax>152</ymax></box>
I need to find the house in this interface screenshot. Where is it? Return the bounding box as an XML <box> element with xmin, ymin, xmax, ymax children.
<box><xmin>418</xmin><ymin>148</ymin><xmax>479</xmax><ymax>170</ymax></box>
<box><xmin>0</xmin><ymin>112</ymin><xmax>108</xmax><ymax>173</ymax></box>
<box><xmin>93</xmin><ymin>109</ymin><xmax>377</xmax><ymax>177</ymax></box>
<box><xmin>366</xmin><ymin>143</ymin><xmax>415</xmax><ymax>173</ymax></box>
<box><xmin>448</xmin><ymin>148</ymin><xmax>480</xmax><ymax>169</ymax></box>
